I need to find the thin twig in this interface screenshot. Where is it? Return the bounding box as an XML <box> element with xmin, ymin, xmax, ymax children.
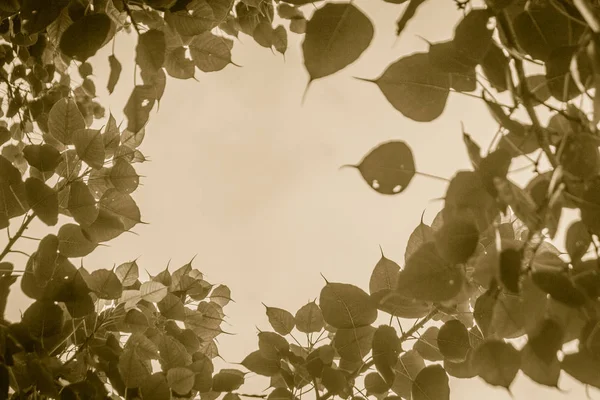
<box><xmin>0</xmin><ymin>214</ymin><xmax>35</xmax><ymax>262</ymax></box>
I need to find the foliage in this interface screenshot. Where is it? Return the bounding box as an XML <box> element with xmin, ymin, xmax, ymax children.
<box><xmin>0</xmin><ymin>0</ymin><xmax>600</xmax><ymax>399</ymax></box>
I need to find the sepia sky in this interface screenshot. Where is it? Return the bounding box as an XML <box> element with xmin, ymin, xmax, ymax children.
<box><xmin>2</xmin><ymin>0</ymin><xmax>597</xmax><ymax>398</ymax></box>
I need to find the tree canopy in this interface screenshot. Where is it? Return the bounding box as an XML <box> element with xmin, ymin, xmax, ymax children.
<box><xmin>1</xmin><ymin>0</ymin><xmax>600</xmax><ymax>399</ymax></box>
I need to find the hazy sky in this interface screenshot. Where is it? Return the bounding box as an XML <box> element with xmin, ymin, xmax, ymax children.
<box><xmin>3</xmin><ymin>1</ymin><xmax>598</xmax><ymax>398</ymax></box>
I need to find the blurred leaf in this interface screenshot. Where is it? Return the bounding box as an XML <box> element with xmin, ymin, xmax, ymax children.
<box><xmin>471</xmin><ymin>339</ymin><xmax>520</xmax><ymax>388</ymax></box>
<box><xmin>321</xmin><ymin>366</ymin><xmax>348</xmax><ymax>396</ymax></box>
<box><xmin>273</xmin><ymin>25</ymin><xmax>287</xmax><ymax>55</ymax></box>
<box><xmin>136</xmin><ymin>29</ymin><xmax>166</xmax><ymax>75</ymax></box>
<box><xmin>414</xmin><ymin>327</ymin><xmax>443</xmax><ymax>361</ymax></box>
<box><xmin>562</xmin><ymin>350</ymin><xmax>600</xmax><ymax>389</ymax></box>
<box><xmin>434</xmin><ymin>215</ymin><xmax>479</xmax><ymax>264</ymax></box>
<box><xmin>23</xmin><ymin>144</ymin><xmax>61</xmax><ymax>172</ymax></box>
<box><xmin>437</xmin><ymin>319</ymin><xmax>470</xmax><ymax>363</ymax></box>
<box><xmin>59</xmin><ymin>13</ymin><xmax>112</xmax><ymax>61</ymax></box>
<box><xmin>373</xmin><ymin>325</ymin><xmax>401</xmax><ymax>385</ymax></box>
<box><xmin>141</xmin><ymin>373</ymin><xmax>171</xmax><ymax>400</ymax></box>
<box><xmin>411</xmin><ymin>365</ymin><xmax>449</xmax><ymax>400</ymax></box>
<box><xmin>22</xmin><ymin>300</ymin><xmax>63</xmax><ymax>338</ymax></box>
<box><xmin>566</xmin><ymin>221</ymin><xmax>592</xmax><ymax>263</ymax></box>
<box><xmin>532</xmin><ymin>268</ymin><xmax>586</xmax><ymax>307</ymax></box>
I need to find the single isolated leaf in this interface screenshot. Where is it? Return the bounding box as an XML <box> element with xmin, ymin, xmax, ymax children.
<box><xmin>116</xmin><ymin>261</ymin><xmax>139</xmax><ymax>286</ymax></box>
<box><xmin>396</xmin><ymin>242</ymin><xmax>463</xmax><ymax>302</ymax></box>
<box><xmin>411</xmin><ymin>365</ymin><xmax>449</xmax><ymax>400</ymax></box>
<box><xmin>302</xmin><ymin>2</ymin><xmax>373</xmax><ymax>81</ymax></box>
<box><xmin>295</xmin><ymin>301</ymin><xmax>325</xmax><ymax>333</ymax></box>
<box><xmin>319</xmin><ymin>283</ymin><xmax>377</xmax><ymax>329</ymax></box>
<box><xmin>273</xmin><ymin>25</ymin><xmax>287</xmax><ymax>55</ymax></box>
<box><xmin>368</xmin><ymin>53</ymin><xmax>450</xmax><ymax>122</ymax></box>
<box><xmin>242</xmin><ymin>350</ymin><xmax>281</xmax><ymax>376</ymax></box>
<box><xmin>471</xmin><ymin>339</ymin><xmax>520</xmax><ymax>389</ymax></box>
<box><xmin>351</xmin><ymin>141</ymin><xmax>415</xmax><ymax>195</ymax></box>
<box><xmin>107</xmin><ymin>55</ymin><xmax>122</xmax><ymax>94</ymax></box>
<box><xmin>124</xmin><ymin>85</ymin><xmax>157</xmax><ymax>133</ymax></box>
<box><xmin>59</xmin><ymin>13</ymin><xmax>113</xmax><ymax>61</ymax></box>
<box><xmin>369</xmin><ymin>253</ymin><xmax>400</xmax><ymax>294</ymax></box>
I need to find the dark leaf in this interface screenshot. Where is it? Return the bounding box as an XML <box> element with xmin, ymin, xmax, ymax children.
<box><xmin>57</xmin><ymin>223</ymin><xmax>97</xmax><ymax>257</ymax></box>
<box><xmin>86</xmin><ymin>269</ymin><xmax>122</xmax><ymax>299</ymax></box>
<box><xmin>242</xmin><ymin>350</ymin><xmax>280</xmax><ymax>376</ymax></box>
<box><xmin>433</xmin><ymin>215</ymin><xmax>479</xmax><ymax>264</ymax></box>
<box><xmin>295</xmin><ymin>301</ymin><xmax>324</xmax><ymax>333</ymax></box>
<box><xmin>302</xmin><ymin>2</ymin><xmax>373</xmax><ymax>81</ymax></box>
<box><xmin>471</xmin><ymin>339</ymin><xmax>520</xmax><ymax>388</ymax></box>
<box><xmin>481</xmin><ymin>42</ymin><xmax>509</xmax><ymax>92</ymax></box>
<box><xmin>141</xmin><ymin>372</ymin><xmax>171</xmax><ymax>400</ymax></box>
<box><xmin>453</xmin><ymin>9</ymin><xmax>493</xmax><ymax>64</ymax></box>
<box><xmin>124</xmin><ymin>85</ymin><xmax>156</xmax><ymax>133</ymax></box>
<box><xmin>22</xmin><ymin>300</ymin><xmax>63</xmax><ymax>338</ymax></box>
<box><xmin>332</xmin><ymin>325</ymin><xmax>375</xmax><ymax>362</ymax></box>
<box><xmin>372</xmin><ymin>325</ymin><xmax>401</xmax><ymax>385</ymax></box>
<box><xmin>23</xmin><ymin>144</ymin><xmax>61</xmax><ymax>172</ymax></box>
<box><xmin>167</xmin><ymin>367</ymin><xmax>195</xmax><ymax>395</ymax></box>
<box><xmin>391</xmin><ymin>350</ymin><xmax>425</xmax><ymax>399</ymax></box>
<box><xmin>370</xmin><ymin>253</ymin><xmax>400</xmax><ymax>294</ymax></box>
<box><xmin>136</xmin><ymin>29</ymin><xmax>166</xmax><ymax>75</ymax></box>
<box><xmin>411</xmin><ymin>365</ymin><xmax>449</xmax><ymax>400</ymax></box>
<box><xmin>25</xmin><ymin>177</ymin><xmax>58</xmax><ymax>226</ymax></box>
<box><xmin>165</xmin><ymin>47</ymin><xmax>195</xmax><ymax>79</ymax></box>
<box><xmin>499</xmin><ymin>248</ymin><xmax>522</xmax><ymax>293</ymax></box>
<box><xmin>566</xmin><ymin>221</ymin><xmax>592</xmax><ymax>263</ymax></box>
<box><xmin>437</xmin><ymin>319</ymin><xmax>470</xmax><ymax>363</ymax></box>
<box><xmin>405</xmin><ymin>222</ymin><xmax>434</xmax><ymax>262</ymax></box>
<box><xmin>107</xmin><ymin>55</ymin><xmax>122</xmax><ymax>94</ymax></box>
<box><xmin>319</xmin><ymin>283</ymin><xmax>377</xmax><ymax>329</ymax></box>
<box><xmin>59</xmin><ymin>13</ymin><xmax>112</xmax><ymax>61</ymax></box>
<box><xmin>211</xmin><ymin>369</ymin><xmax>245</xmax><ymax>392</ymax></box>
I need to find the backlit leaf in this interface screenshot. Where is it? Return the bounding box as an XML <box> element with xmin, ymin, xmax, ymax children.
<box><xmin>189</xmin><ymin>32</ymin><xmax>234</xmax><ymax>72</ymax></box>
<box><xmin>119</xmin><ymin>347</ymin><xmax>152</xmax><ymax>388</ymax></box>
<box><xmin>110</xmin><ymin>159</ymin><xmax>139</xmax><ymax>194</ymax></box>
<box><xmin>124</xmin><ymin>85</ymin><xmax>157</xmax><ymax>133</ymax></box>
<box><xmin>332</xmin><ymin>325</ymin><xmax>375</xmax><ymax>362</ymax></box>
<box><xmin>73</xmin><ymin>129</ymin><xmax>105</xmax><ymax>170</ymax></box>
<box><xmin>302</xmin><ymin>2</ymin><xmax>373</xmax><ymax>81</ymax></box>
<box><xmin>67</xmin><ymin>181</ymin><xmax>98</xmax><ymax>226</ymax></box>
<box><xmin>373</xmin><ymin>325</ymin><xmax>401</xmax><ymax>385</ymax></box>
<box><xmin>414</xmin><ymin>327</ymin><xmax>443</xmax><ymax>361</ymax></box>
<box><xmin>265</xmin><ymin>305</ymin><xmax>295</xmax><ymax>335</ymax></box>
<box><xmin>48</xmin><ymin>98</ymin><xmax>85</xmax><ymax>145</ymax></box>
<box><xmin>319</xmin><ymin>283</ymin><xmax>377</xmax><ymax>329</ymax></box>
<box><xmin>352</xmin><ymin>141</ymin><xmax>415</xmax><ymax>195</ymax></box>
<box><xmin>242</xmin><ymin>350</ymin><xmax>281</xmax><ymax>376</ymax></box>
<box><xmin>167</xmin><ymin>367</ymin><xmax>195</xmax><ymax>395</ymax></box>
<box><xmin>411</xmin><ymin>365</ymin><xmax>449</xmax><ymax>400</ymax></box>
<box><xmin>141</xmin><ymin>373</ymin><xmax>171</xmax><ymax>400</ymax></box>
<box><xmin>57</xmin><ymin>223</ymin><xmax>97</xmax><ymax>257</ymax></box>
<box><xmin>437</xmin><ymin>319</ymin><xmax>470</xmax><ymax>363</ymax></box>
<box><xmin>295</xmin><ymin>301</ymin><xmax>324</xmax><ymax>333</ymax></box>
<box><xmin>165</xmin><ymin>47</ymin><xmax>195</xmax><ymax>79</ymax></box>
<box><xmin>471</xmin><ymin>340</ymin><xmax>520</xmax><ymax>388</ymax></box>
<box><xmin>211</xmin><ymin>369</ymin><xmax>245</xmax><ymax>392</ymax></box>
<box><xmin>116</xmin><ymin>261</ymin><xmax>139</xmax><ymax>286</ymax></box>
<box><xmin>136</xmin><ymin>29</ymin><xmax>166</xmax><ymax>75</ymax></box>
<box><xmin>433</xmin><ymin>215</ymin><xmax>479</xmax><ymax>264</ymax></box>
<box><xmin>405</xmin><ymin>222</ymin><xmax>434</xmax><ymax>262</ymax></box>
<box><xmin>369</xmin><ymin>253</ymin><xmax>400</xmax><ymax>294</ymax></box>
<box><xmin>107</xmin><ymin>55</ymin><xmax>122</xmax><ymax>94</ymax></box>
<box><xmin>391</xmin><ymin>350</ymin><xmax>425</xmax><ymax>399</ymax></box>
<box><xmin>23</xmin><ymin>144</ymin><xmax>61</xmax><ymax>172</ymax></box>
<box><xmin>85</xmin><ymin>268</ymin><xmax>122</xmax><ymax>299</ymax></box>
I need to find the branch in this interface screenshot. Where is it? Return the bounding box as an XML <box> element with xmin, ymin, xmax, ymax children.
<box><xmin>123</xmin><ymin>1</ymin><xmax>142</xmax><ymax>35</ymax></box>
<box><xmin>319</xmin><ymin>307</ymin><xmax>439</xmax><ymax>400</ymax></box>
<box><xmin>0</xmin><ymin>214</ymin><xmax>35</xmax><ymax>263</ymax></box>
<box><xmin>496</xmin><ymin>12</ymin><xmax>558</xmax><ymax>168</ymax></box>
<box><xmin>574</xmin><ymin>0</ymin><xmax>600</xmax><ymax>33</ymax></box>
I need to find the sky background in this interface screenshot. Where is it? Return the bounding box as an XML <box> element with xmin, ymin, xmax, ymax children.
<box><xmin>2</xmin><ymin>0</ymin><xmax>598</xmax><ymax>398</ymax></box>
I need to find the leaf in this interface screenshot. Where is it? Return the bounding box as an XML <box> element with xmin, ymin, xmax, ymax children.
<box><xmin>59</xmin><ymin>13</ymin><xmax>113</xmax><ymax>61</ymax></box>
<box><xmin>520</xmin><ymin>319</ymin><xmax>563</xmax><ymax>387</ymax></box>
<box><xmin>295</xmin><ymin>301</ymin><xmax>324</xmax><ymax>333</ymax></box>
<box><xmin>110</xmin><ymin>159</ymin><xmax>139</xmax><ymax>194</ymax></box>
<box><xmin>140</xmin><ymin>281</ymin><xmax>168</xmax><ymax>303</ymax></box>
<box><xmin>562</xmin><ymin>351</ymin><xmax>600</xmax><ymax>389</ymax></box>
<box><xmin>481</xmin><ymin>42</ymin><xmax>509</xmax><ymax>92</ymax></box>
<box><xmin>242</xmin><ymin>350</ymin><xmax>281</xmax><ymax>376</ymax></box>
<box><xmin>513</xmin><ymin>4</ymin><xmax>584</xmax><ymax>61</ymax></box>
<box><xmin>22</xmin><ymin>300</ymin><xmax>63</xmax><ymax>337</ymax></box>
<box><xmin>546</xmin><ymin>46</ymin><xmax>591</xmax><ymax>102</ymax></box>
<box><xmin>253</xmin><ymin>21</ymin><xmax>274</xmax><ymax>48</ymax></box>
<box><xmin>453</xmin><ymin>9</ymin><xmax>493</xmax><ymax>64</ymax></box>
<box><xmin>499</xmin><ymin>248</ymin><xmax>522</xmax><ymax>294</ymax></box>
<box><xmin>189</xmin><ymin>32</ymin><xmax>234</xmax><ymax>72</ymax></box>
<box><xmin>258</xmin><ymin>332</ymin><xmax>289</xmax><ymax>360</ymax></box>
<box><xmin>352</xmin><ymin>141</ymin><xmax>415</xmax><ymax>195</ymax></box>
<box><xmin>25</xmin><ymin>178</ymin><xmax>58</xmax><ymax>226</ymax></box>
<box><xmin>23</xmin><ymin>144</ymin><xmax>62</xmax><ymax>172</ymax></box>
<box><xmin>67</xmin><ymin>181</ymin><xmax>98</xmax><ymax>226</ymax></box>
<box><xmin>21</xmin><ymin>0</ymin><xmax>69</xmax><ymax>34</ymax></box>
<box><xmin>124</xmin><ymin>85</ymin><xmax>157</xmax><ymax>133</ymax></box>
<box><xmin>72</xmin><ymin>128</ymin><xmax>105</xmax><ymax>170</ymax></box>
<box><xmin>165</xmin><ymin>47</ymin><xmax>195</xmax><ymax>79</ymax></box>
<box><xmin>405</xmin><ymin>222</ymin><xmax>434</xmax><ymax>262</ymax></box>
<box><xmin>371</xmin><ymin>290</ymin><xmax>432</xmax><ymax>319</ymax></box>
<box><xmin>211</xmin><ymin>369</ymin><xmax>245</xmax><ymax>392</ymax></box>
<box><xmin>302</xmin><ymin>2</ymin><xmax>373</xmax><ymax>81</ymax></box>
<box><xmin>413</xmin><ymin>327</ymin><xmax>443</xmax><ymax>361</ymax></box>
<box><xmin>532</xmin><ymin>268</ymin><xmax>586</xmax><ymax>307</ymax></box>
<box><xmin>165</xmin><ymin>0</ymin><xmax>218</xmax><ymax>36</ymax></box>
<box><xmin>427</xmin><ymin>40</ymin><xmax>476</xmax><ymax>92</ymax></box>
<box><xmin>85</xmin><ymin>269</ymin><xmax>122</xmax><ymax>299</ymax></box>
<box><xmin>321</xmin><ymin>366</ymin><xmax>348</xmax><ymax>395</ymax></box>
<box><xmin>433</xmin><ymin>215</ymin><xmax>479</xmax><ymax>264</ymax></box>
<box><xmin>159</xmin><ymin>335</ymin><xmax>192</xmax><ymax>370</ymax></box>
<box><xmin>364</xmin><ymin>372</ymin><xmax>390</xmax><ymax>395</ymax></box>
<box><xmin>158</xmin><ymin>293</ymin><xmax>187</xmax><ymax>320</ymax></box>
<box><xmin>391</xmin><ymin>350</ymin><xmax>425</xmax><ymax>399</ymax></box>
<box><xmin>395</xmin><ymin>0</ymin><xmax>426</xmax><ymax>35</ymax></box>
<box><xmin>116</xmin><ymin>261</ymin><xmax>139</xmax><ymax>286</ymax></box>
<box><xmin>372</xmin><ymin>325</ymin><xmax>401</xmax><ymax>385</ymax></box>
<box><xmin>57</xmin><ymin>223</ymin><xmax>97</xmax><ymax>257</ymax></box>
<box><xmin>32</xmin><ymin>234</ymin><xmax>58</xmax><ymax>285</ymax></box>
<box><xmin>136</xmin><ymin>29</ymin><xmax>166</xmax><ymax>75</ymax></box>
<box><xmin>268</xmin><ymin>388</ymin><xmax>295</xmax><ymax>400</ymax></box>
<box><xmin>119</xmin><ymin>348</ymin><xmax>152</xmax><ymax>388</ymax></box>
<box><xmin>437</xmin><ymin>319</ymin><xmax>470</xmax><ymax>363</ymax></box>
<box><xmin>333</xmin><ymin>325</ymin><xmax>375</xmax><ymax>362</ymax></box>
<box><xmin>396</xmin><ymin>242</ymin><xmax>463</xmax><ymax>302</ymax></box>
<box><xmin>369</xmin><ymin>53</ymin><xmax>450</xmax><ymax>122</ymax></box>
<box><xmin>273</xmin><ymin>25</ymin><xmax>287</xmax><ymax>55</ymax></box>
<box><xmin>319</xmin><ymin>283</ymin><xmax>377</xmax><ymax>329</ymax></box>
<box><xmin>265</xmin><ymin>305</ymin><xmax>295</xmax><ymax>335</ymax></box>
<box><xmin>369</xmin><ymin>253</ymin><xmax>400</xmax><ymax>294</ymax></box>
<box><xmin>167</xmin><ymin>367</ymin><xmax>195</xmax><ymax>395</ymax></box>
<box><xmin>141</xmin><ymin>373</ymin><xmax>171</xmax><ymax>400</ymax></box>
<box><xmin>48</xmin><ymin>98</ymin><xmax>86</xmax><ymax>145</ymax></box>
<box><xmin>566</xmin><ymin>221</ymin><xmax>592</xmax><ymax>263</ymax></box>
<box><xmin>107</xmin><ymin>55</ymin><xmax>122</xmax><ymax>94</ymax></box>
<box><xmin>411</xmin><ymin>365</ymin><xmax>449</xmax><ymax>400</ymax></box>
<box><xmin>471</xmin><ymin>340</ymin><xmax>520</xmax><ymax>388</ymax></box>
<box><xmin>559</xmin><ymin>131</ymin><xmax>600</xmax><ymax>181</ymax></box>
<box><xmin>98</xmin><ymin>188</ymin><xmax>142</xmax><ymax>230</ymax></box>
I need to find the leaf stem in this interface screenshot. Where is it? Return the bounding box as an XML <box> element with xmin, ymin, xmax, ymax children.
<box><xmin>0</xmin><ymin>214</ymin><xmax>35</xmax><ymax>263</ymax></box>
<box><xmin>497</xmin><ymin>12</ymin><xmax>558</xmax><ymax>168</ymax></box>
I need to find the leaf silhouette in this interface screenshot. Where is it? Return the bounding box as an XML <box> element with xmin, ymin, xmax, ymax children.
<box><xmin>167</xmin><ymin>367</ymin><xmax>195</xmax><ymax>395</ymax></box>
<box><xmin>433</xmin><ymin>215</ymin><xmax>479</xmax><ymax>264</ymax></box>
<box><xmin>48</xmin><ymin>98</ymin><xmax>85</xmax><ymax>145</ymax></box>
<box><xmin>242</xmin><ymin>350</ymin><xmax>281</xmax><ymax>376</ymax></box>
<box><xmin>373</xmin><ymin>325</ymin><xmax>401</xmax><ymax>385</ymax></box>
<box><xmin>57</xmin><ymin>223</ymin><xmax>97</xmax><ymax>257</ymax></box>
<box><xmin>23</xmin><ymin>144</ymin><xmax>61</xmax><ymax>172</ymax></box>
<box><xmin>437</xmin><ymin>319</ymin><xmax>470</xmax><ymax>363</ymax></box>
<box><xmin>319</xmin><ymin>283</ymin><xmax>377</xmax><ymax>329</ymax></box>
<box><xmin>351</xmin><ymin>141</ymin><xmax>415</xmax><ymax>195</ymax></box>
<box><xmin>295</xmin><ymin>301</ymin><xmax>325</xmax><ymax>333</ymax></box>
<box><xmin>124</xmin><ymin>85</ymin><xmax>157</xmax><ymax>133</ymax></box>
<box><xmin>367</xmin><ymin>53</ymin><xmax>450</xmax><ymax>121</ymax></box>
<box><xmin>59</xmin><ymin>13</ymin><xmax>112</xmax><ymax>61</ymax></box>
<box><xmin>136</xmin><ymin>29</ymin><xmax>166</xmax><ymax>75</ymax></box>
<box><xmin>369</xmin><ymin>253</ymin><xmax>400</xmax><ymax>294</ymax></box>
<box><xmin>73</xmin><ymin>128</ymin><xmax>105</xmax><ymax>170</ymax></box>
<box><xmin>411</xmin><ymin>365</ymin><xmax>449</xmax><ymax>400</ymax></box>
<box><xmin>165</xmin><ymin>47</ymin><xmax>195</xmax><ymax>80</ymax></box>
<box><xmin>211</xmin><ymin>369</ymin><xmax>245</xmax><ymax>392</ymax></box>
<box><xmin>302</xmin><ymin>2</ymin><xmax>373</xmax><ymax>81</ymax></box>
<box><xmin>414</xmin><ymin>327</ymin><xmax>443</xmax><ymax>361</ymax></box>
<box><xmin>189</xmin><ymin>32</ymin><xmax>234</xmax><ymax>72</ymax></box>
<box><xmin>562</xmin><ymin>350</ymin><xmax>600</xmax><ymax>389</ymax></box>
<box><xmin>25</xmin><ymin>178</ymin><xmax>58</xmax><ymax>226</ymax></box>
<box><xmin>332</xmin><ymin>325</ymin><xmax>375</xmax><ymax>362</ymax></box>
<box><xmin>110</xmin><ymin>159</ymin><xmax>139</xmax><ymax>194</ymax></box>
<box><xmin>85</xmin><ymin>268</ymin><xmax>122</xmax><ymax>300</ymax></box>
<box><xmin>67</xmin><ymin>181</ymin><xmax>98</xmax><ymax>226</ymax></box>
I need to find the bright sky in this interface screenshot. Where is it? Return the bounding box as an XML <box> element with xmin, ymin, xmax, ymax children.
<box><xmin>3</xmin><ymin>0</ymin><xmax>598</xmax><ymax>399</ymax></box>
